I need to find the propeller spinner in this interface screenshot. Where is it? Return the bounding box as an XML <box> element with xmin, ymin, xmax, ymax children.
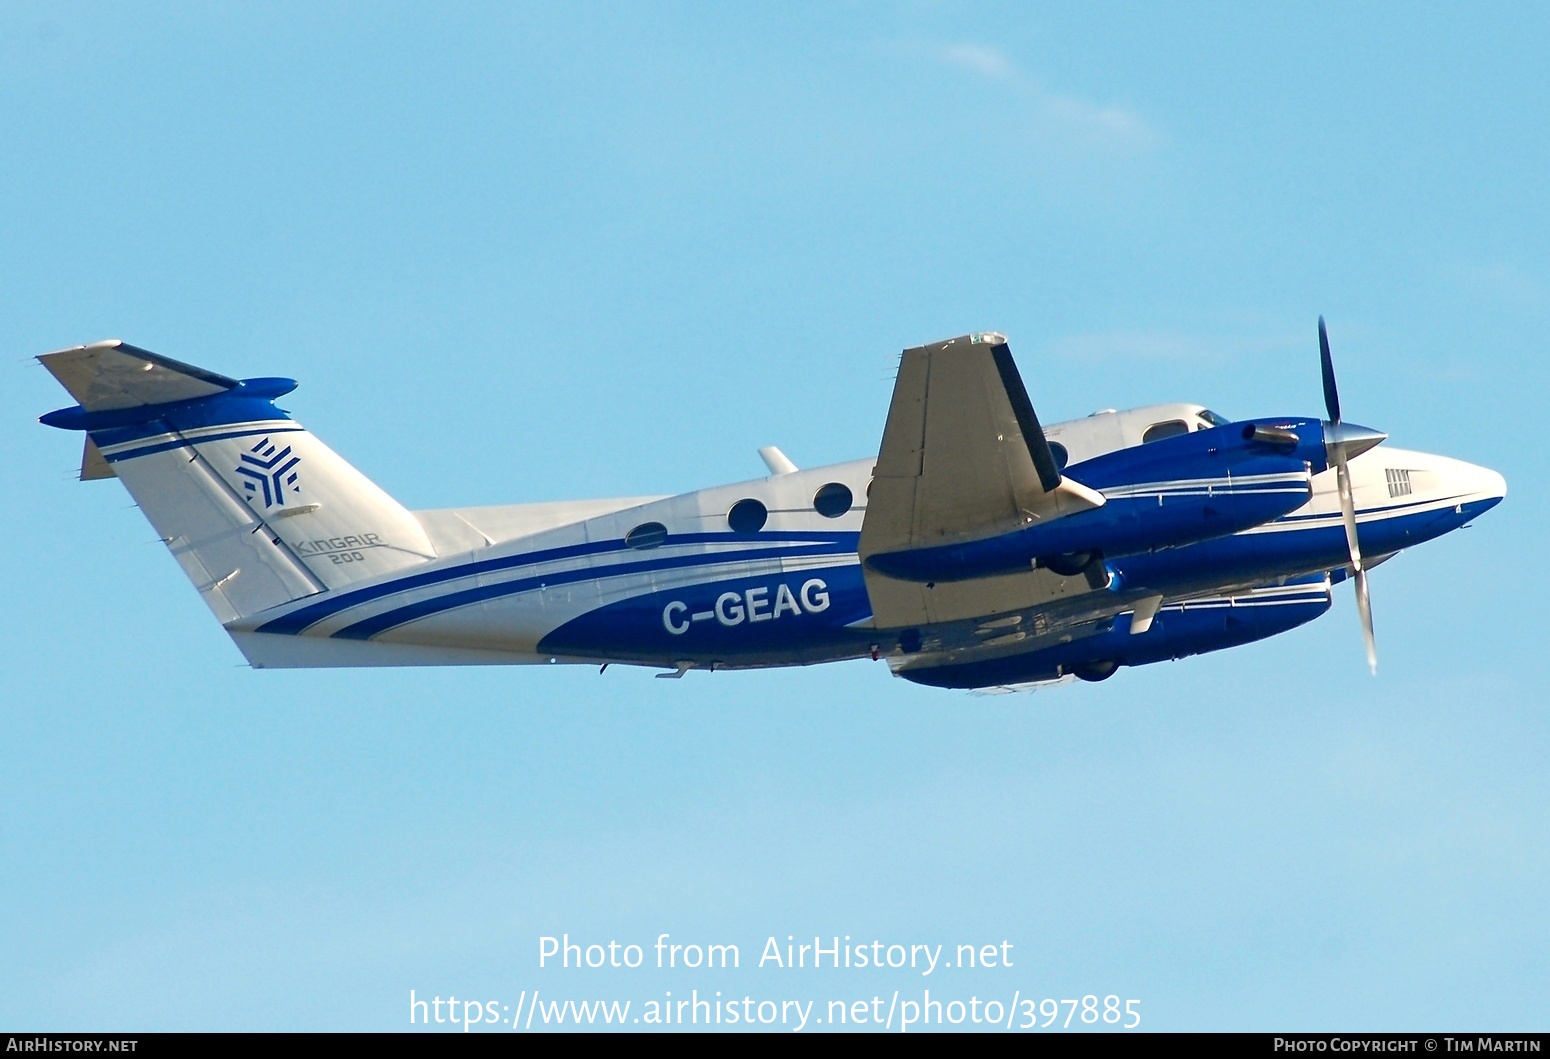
<box><xmin>1319</xmin><ymin>316</ymin><xmax>1385</xmax><ymax>674</ymax></box>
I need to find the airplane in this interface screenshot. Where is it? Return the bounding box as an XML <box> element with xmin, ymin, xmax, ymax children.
<box><xmin>36</xmin><ymin>322</ymin><xmax>1505</xmax><ymax>690</ymax></box>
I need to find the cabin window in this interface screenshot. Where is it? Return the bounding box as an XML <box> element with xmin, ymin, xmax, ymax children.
<box><xmin>812</xmin><ymin>482</ymin><xmax>853</xmax><ymax>518</ymax></box>
<box><xmin>624</xmin><ymin>522</ymin><xmax>668</xmax><ymax>550</ymax></box>
<box><xmin>1048</xmin><ymin>441</ymin><xmax>1069</xmax><ymax>471</ymax></box>
<box><xmin>727</xmin><ymin>498</ymin><xmax>768</xmax><ymax>534</ymax></box>
<box><xmin>1142</xmin><ymin>420</ymin><xmax>1189</xmax><ymax>444</ymax></box>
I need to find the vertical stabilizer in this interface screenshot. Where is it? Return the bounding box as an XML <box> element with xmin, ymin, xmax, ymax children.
<box><xmin>39</xmin><ymin>340</ymin><xmax>436</xmax><ymax>625</ymax></box>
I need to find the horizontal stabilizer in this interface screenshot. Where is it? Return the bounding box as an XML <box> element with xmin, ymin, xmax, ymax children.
<box><xmin>38</xmin><ymin>340</ymin><xmax>238</xmax><ymax>411</ymax></box>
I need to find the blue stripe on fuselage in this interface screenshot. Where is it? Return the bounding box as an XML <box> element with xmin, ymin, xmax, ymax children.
<box><xmin>331</xmin><ymin>544</ymin><xmax>860</xmax><ymax>642</ymax></box>
<box><xmin>253</xmin><ymin>531</ymin><xmax>860</xmax><ymax>636</ymax></box>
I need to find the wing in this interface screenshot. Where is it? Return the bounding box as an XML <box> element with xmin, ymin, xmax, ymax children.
<box><xmin>859</xmin><ymin>333</ymin><xmax>1105</xmax><ymax>628</ymax></box>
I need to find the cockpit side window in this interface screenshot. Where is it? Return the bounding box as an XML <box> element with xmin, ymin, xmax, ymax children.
<box><xmin>1142</xmin><ymin>420</ymin><xmax>1190</xmax><ymax>444</ymax></box>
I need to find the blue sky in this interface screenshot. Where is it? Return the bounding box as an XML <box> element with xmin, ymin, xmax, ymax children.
<box><xmin>1</xmin><ymin>2</ymin><xmax>1546</xmax><ymax>1031</ymax></box>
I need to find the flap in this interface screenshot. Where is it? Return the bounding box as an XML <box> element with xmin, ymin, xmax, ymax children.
<box><xmin>884</xmin><ymin>576</ymin><xmax>1157</xmax><ymax>670</ymax></box>
<box><xmin>864</xmin><ymin>562</ymin><xmax>1107</xmax><ymax>630</ymax></box>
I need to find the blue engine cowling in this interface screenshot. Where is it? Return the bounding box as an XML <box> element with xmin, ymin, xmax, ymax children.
<box><xmin>866</xmin><ymin>418</ymin><xmax>1327</xmax><ymax>584</ymax></box>
<box><xmin>898</xmin><ymin>573</ymin><xmax>1332</xmax><ymax>689</ymax></box>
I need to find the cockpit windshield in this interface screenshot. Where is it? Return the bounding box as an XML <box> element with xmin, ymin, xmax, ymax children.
<box><xmin>1198</xmin><ymin>409</ymin><xmax>1229</xmax><ymax>427</ymax></box>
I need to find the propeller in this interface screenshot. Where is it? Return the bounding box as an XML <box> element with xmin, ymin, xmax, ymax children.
<box><xmin>1319</xmin><ymin>316</ymin><xmax>1383</xmax><ymax>674</ymax></box>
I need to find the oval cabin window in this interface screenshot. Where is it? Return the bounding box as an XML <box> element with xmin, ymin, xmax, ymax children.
<box><xmin>624</xmin><ymin>522</ymin><xmax>668</xmax><ymax>549</ymax></box>
<box><xmin>812</xmin><ymin>482</ymin><xmax>853</xmax><ymax>518</ymax></box>
<box><xmin>727</xmin><ymin>498</ymin><xmax>768</xmax><ymax>534</ymax></box>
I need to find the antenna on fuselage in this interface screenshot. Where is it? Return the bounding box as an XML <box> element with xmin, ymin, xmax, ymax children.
<box><xmin>759</xmin><ymin>446</ymin><xmax>798</xmax><ymax>475</ymax></box>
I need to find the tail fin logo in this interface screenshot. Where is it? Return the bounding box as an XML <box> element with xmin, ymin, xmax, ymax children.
<box><xmin>235</xmin><ymin>437</ymin><xmax>301</xmax><ymax>508</ymax></box>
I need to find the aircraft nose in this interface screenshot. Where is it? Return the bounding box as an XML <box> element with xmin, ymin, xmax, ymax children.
<box><xmin>1446</xmin><ymin>458</ymin><xmax>1507</xmax><ymax>510</ymax></box>
<box><xmin>1472</xmin><ymin>463</ymin><xmax>1507</xmax><ymax>502</ymax></box>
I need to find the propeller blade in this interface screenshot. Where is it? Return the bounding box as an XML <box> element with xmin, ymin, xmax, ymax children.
<box><xmin>1333</xmin><ymin>412</ymin><xmax>1377</xmax><ymax>673</ymax></box>
<box><xmin>1333</xmin><ymin>440</ymin><xmax>1362</xmax><ymax>572</ymax></box>
<box><xmin>1355</xmin><ymin>566</ymin><xmax>1377</xmax><ymax>675</ymax></box>
<box><xmin>1320</xmin><ymin>315</ymin><xmax>1378</xmax><ymax>673</ymax></box>
<box><xmin>1319</xmin><ymin>315</ymin><xmax>1341</xmax><ymax>423</ymax></box>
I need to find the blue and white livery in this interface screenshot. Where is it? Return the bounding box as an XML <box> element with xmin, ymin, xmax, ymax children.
<box><xmin>37</xmin><ymin>325</ymin><xmax>1504</xmax><ymax>689</ymax></box>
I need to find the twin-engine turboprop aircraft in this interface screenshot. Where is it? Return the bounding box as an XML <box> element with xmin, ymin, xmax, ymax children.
<box><xmin>38</xmin><ymin>324</ymin><xmax>1504</xmax><ymax>690</ymax></box>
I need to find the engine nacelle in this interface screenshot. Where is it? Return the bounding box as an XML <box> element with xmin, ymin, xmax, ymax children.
<box><xmin>897</xmin><ymin>573</ymin><xmax>1332</xmax><ymax>689</ymax></box>
<box><xmin>865</xmin><ymin>418</ymin><xmax>1326</xmax><ymax>583</ymax></box>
